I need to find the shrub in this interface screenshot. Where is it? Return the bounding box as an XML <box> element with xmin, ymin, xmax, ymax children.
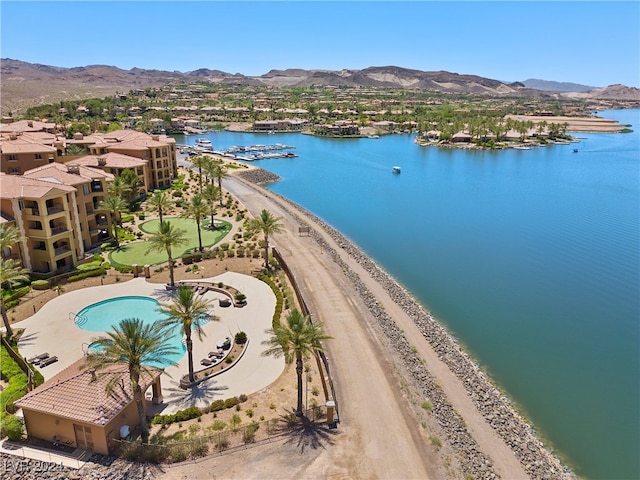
<box><xmin>210</xmin><ymin>399</ymin><xmax>225</xmax><ymax>412</ymax></box>
<box><xmin>77</xmin><ymin>260</ymin><xmax>103</xmax><ymax>271</ymax></box>
<box><xmin>224</xmin><ymin>397</ymin><xmax>238</xmax><ymax>409</ymax></box>
<box><xmin>67</xmin><ymin>267</ymin><xmax>106</xmax><ymax>282</ymax></box>
<box><xmin>192</xmin><ymin>252</ymin><xmax>202</xmax><ymax>262</ymax></box>
<box><xmin>182</xmin><ymin>254</ymin><xmax>193</xmax><ymax>265</ymax></box>
<box><xmin>245</xmin><ymin>409</ymin><xmax>254</xmax><ymax>418</ymax></box>
<box><xmin>220</xmin><ymin>243</ymin><xmax>229</xmax><ymax>251</ymax></box>
<box><xmin>151</xmin><ymin>406</ymin><xmax>203</xmax><ymax>425</ymax></box>
<box><xmin>215</xmin><ymin>437</ymin><xmax>229</xmax><ymax>451</ymax></box>
<box><xmin>1</xmin><ymin>416</ymin><xmax>24</xmax><ymax>440</ymax></box>
<box><xmin>114</xmin><ymin>264</ymin><xmax>133</xmax><ymax>274</ymax></box>
<box><xmin>101</xmin><ymin>241</ymin><xmax>116</xmax><ymax>251</ymax></box>
<box><xmin>421</xmin><ymin>400</ymin><xmax>433</xmax><ymax>412</ymax></box>
<box><xmin>235</xmin><ymin>331</ymin><xmax>248</xmax><ymax>345</ymax></box>
<box><xmin>31</xmin><ymin>279</ymin><xmax>49</xmax><ymax>290</ymax></box>
<box><xmin>243</xmin><ymin>421</ymin><xmax>259</xmax><ymax>444</ymax></box>
<box><xmin>209</xmin><ymin>420</ymin><xmax>226</xmax><ymax>431</ymax></box>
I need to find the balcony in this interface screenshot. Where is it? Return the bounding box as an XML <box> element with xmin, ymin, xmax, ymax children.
<box><xmin>54</xmin><ymin>245</ymin><xmax>71</xmax><ymax>257</ymax></box>
<box><xmin>47</xmin><ymin>206</ymin><xmax>64</xmax><ymax>215</ymax></box>
<box><xmin>25</xmin><ymin>208</ymin><xmax>41</xmax><ymax>216</ymax></box>
<box><xmin>50</xmin><ymin>225</ymin><xmax>68</xmax><ymax>236</ymax></box>
<box><xmin>27</xmin><ymin>228</ymin><xmax>47</xmax><ymax>239</ymax></box>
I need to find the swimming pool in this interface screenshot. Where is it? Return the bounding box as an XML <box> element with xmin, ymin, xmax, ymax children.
<box><xmin>77</xmin><ymin>296</ymin><xmax>187</xmax><ymax>368</ymax></box>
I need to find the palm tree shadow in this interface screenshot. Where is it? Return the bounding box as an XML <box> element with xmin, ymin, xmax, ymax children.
<box><xmin>160</xmin><ymin>376</ymin><xmax>229</xmax><ymax>406</ymax></box>
<box><xmin>278</xmin><ymin>408</ymin><xmax>340</xmax><ymax>454</ymax></box>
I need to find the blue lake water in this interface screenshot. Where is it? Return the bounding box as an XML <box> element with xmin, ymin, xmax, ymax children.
<box><xmin>177</xmin><ymin>109</ymin><xmax>639</xmax><ymax>479</ymax></box>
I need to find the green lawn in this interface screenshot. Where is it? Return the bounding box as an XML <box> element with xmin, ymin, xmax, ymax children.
<box><xmin>109</xmin><ymin>217</ymin><xmax>231</xmax><ymax>267</ymax></box>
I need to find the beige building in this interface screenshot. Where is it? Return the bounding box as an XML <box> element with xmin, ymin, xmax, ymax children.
<box><xmin>72</xmin><ymin>152</ymin><xmax>151</xmax><ymax>197</ymax></box>
<box><xmin>0</xmin><ymin>133</ymin><xmax>60</xmax><ymax>174</ymax></box>
<box><xmin>86</xmin><ymin>130</ymin><xmax>177</xmax><ymax>189</ymax></box>
<box><xmin>15</xmin><ymin>359</ymin><xmax>164</xmax><ymax>455</ymax></box>
<box><xmin>0</xmin><ymin>163</ymin><xmax>113</xmax><ymax>274</ymax></box>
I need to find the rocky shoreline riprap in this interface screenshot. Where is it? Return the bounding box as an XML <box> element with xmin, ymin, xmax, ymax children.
<box><xmin>235</xmin><ymin>168</ymin><xmax>281</xmax><ymax>185</ymax></box>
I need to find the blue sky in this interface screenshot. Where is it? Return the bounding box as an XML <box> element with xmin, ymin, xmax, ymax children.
<box><xmin>2</xmin><ymin>1</ymin><xmax>639</xmax><ymax>87</ymax></box>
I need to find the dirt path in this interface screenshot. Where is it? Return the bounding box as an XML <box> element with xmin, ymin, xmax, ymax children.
<box><xmin>156</xmin><ymin>175</ymin><xmax>535</xmax><ymax>479</ymax></box>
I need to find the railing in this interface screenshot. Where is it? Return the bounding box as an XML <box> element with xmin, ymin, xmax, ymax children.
<box><xmin>50</xmin><ymin>225</ymin><xmax>68</xmax><ymax>235</ymax></box>
<box><xmin>70</xmin><ymin>312</ymin><xmax>88</xmax><ymax>326</ymax></box>
<box><xmin>271</xmin><ymin>247</ymin><xmax>339</xmax><ymax>424</ymax></box>
<box><xmin>47</xmin><ymin>206</ymin><xmax>64</xmax><ymax>215</ymax></box>
<box><xmin>54</xmin><ymin>246</ymin><xmax>71</xmax><ymax>256</ymax></box>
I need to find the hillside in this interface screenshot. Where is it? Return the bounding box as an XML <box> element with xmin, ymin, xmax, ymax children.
<box><xmin>2</xmin><ymin>59</ymin><xmax>639</xmax><ymax>115</ymax></box>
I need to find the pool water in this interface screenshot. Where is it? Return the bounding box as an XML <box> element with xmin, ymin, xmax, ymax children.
<box><xmin>77</xmin><ymin>296</ymin><xmax>187</xmax><ymax>367</ymax></box>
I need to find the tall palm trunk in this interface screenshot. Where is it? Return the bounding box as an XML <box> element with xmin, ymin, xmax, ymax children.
<box><xmin>168</xmin><ymin>253</ymin><xmax>175</xmax><ymax>287</ymax></box>
<box><xmin>1</xmin><ymin>302</ymin><xmax>14</xmax><ymax>337</ymax></box>
<box><xmin>296</xmin><ymin>354</ymin><xmax>304</xmax><ymax>415</ymax></box>
<box><xmin>132</xmin><ymin>376</ymin><xmax>149</xmax><ymax>442</ymax></box>
<box><xmin>196</xmin><ymin>222</ymin><xmax>203</xmax><ymax>252</ymax></box>
<box><xmin>186</xmin><ymin>335</ymin><xmax>195</xmax><ymax>383</ymax></box>
<box><xmin>263</xmin><ymin>234</ymin><xmax>270</xmax><ymax>269</ymax></box>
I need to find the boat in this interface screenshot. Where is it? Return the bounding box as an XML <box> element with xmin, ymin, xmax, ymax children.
<box><xmin>514</xmin><ymin>145</ymin><xmax>532</xmax><ymax>150</ymax></box>
<box><xmin>193</xmin><ymin>138</ymin><xmax>214</xmax><ymax>153</ymax></box>
<box><xmin>392</xmin><ymin>166</ymin><xmax>401</xmax><ymax>174</ymax></box>
<box><xmin>573</xmin><ymin>149</ymin><xmax>579</xmax><ymax>153</ymax></box>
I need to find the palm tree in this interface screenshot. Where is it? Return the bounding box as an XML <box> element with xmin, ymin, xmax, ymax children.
<box><xmin>147</xmin><ymin>190</ymin><xmax>173</xmax><ymax>224</ymax></box>
<box><xmin>98</xmin><ymin>195</ymin><xmax>128</xmax><ymax>246</ymax></box>
<box><xmin>180</xmin><ymin>195</ymin><xmax>210</xmax><ymax>252</ymax></box>
<box><xmin>190</xmin><ymin>154</ymin><xmax>210</xmax><ymax>192</ymax></box>
<box><xmin>0</xmin><ymin>224</ymin><xmax>23</xmax><ymax>253</ymax></box>
<box><xmin>85</xmin><ymin>318</ymin><xmax>179</xmax><ymax>443</ymax></box>
<box><xmin>247</xmin><ymin>209</ymin><xmax>284</xmax><ymax>269</ymax></box>
<box><xmin>202</xmin><ymin>184</ymin><xmax>220</xmax><ymax>229</ymax></box>
<box><xmin>208</xmin><ymin>161</ymin><xmax>228</xmax><ymax>206</ymax></box>
<box><xmin>262</xmin><ymin>309</ymin><xmax>332</xmax><ymax>415</ymax></box>
<box><xmin>146</xmin><ymin>221</ymin><xmax>187</xmax><ymax>287</ymax></box>
<box><xmin>119</xmin><ymin>169</ymin><xmax>140</xmax><ymax>204</ymax></box>
<box><xmin>158</xmin><ymin>285</ymin><xmax>216</xmax><ymax>384</ymax></box>
<box><xmin>107</xmin><ymin>175</ymin><xmax>133</xmax><ymax>202</ymax></box>
<box><xmin>0</xmin><ymin>258</ymin><xmax>30</xmax><ymax>338</ymax></box>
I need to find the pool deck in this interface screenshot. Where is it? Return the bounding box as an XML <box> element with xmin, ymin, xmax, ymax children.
<box><xmin>14</xmin><ymin>272</ymin><xmax>285</xmax><ymax>414</ymax></box>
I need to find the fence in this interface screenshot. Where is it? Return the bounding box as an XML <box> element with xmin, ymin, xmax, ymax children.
<box><xmin>271</xmin><ymin>247</ymin><xmax>339</xmax><ymax>424</ymax></box>
<box><xmin>111</xmin><ymin>405</ymin><xmax>327</xmax><ymax>465</ymax></box>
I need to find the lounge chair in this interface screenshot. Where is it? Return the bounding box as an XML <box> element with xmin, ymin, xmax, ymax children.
<box><xmin>200</xmin><ymin>358</ymin><xmax>213</xmax><ymax>366</ymax></box>
<box><xmin>28</xmin><ymin>353</ymin><xmax>49</xmax><ymax>363</ymax></box>
<box><xmin>40</xmin><ymin>356</ymin><xmax>58</xmax><ymax>367</ymax></box>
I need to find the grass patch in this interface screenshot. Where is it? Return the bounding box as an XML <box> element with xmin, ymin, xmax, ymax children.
<box><xmin>109</xmin><ymin>217</ymin><xmax>231</xmax><ymax>266</ymax></box>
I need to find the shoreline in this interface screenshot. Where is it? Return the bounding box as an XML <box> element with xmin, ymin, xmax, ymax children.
<box><xmin>229</xmin><ymin>169</ymin><xmax>575</xmax><ymax>479</ymax></box>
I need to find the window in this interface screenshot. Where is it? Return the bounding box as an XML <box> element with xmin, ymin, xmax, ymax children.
<box><xmin>35</xmin><ymin>153</ymin><xmax>43</xmax><ymax>160</ymax></box>
<box><xmin>8</xmin><ymin>166</ymin><xmax>21</xmax><ymax>174</ymax></box>
<box><xmin>82</xmin><ymin>184</ymin><xmax>90</xmax><ymax>195</ymax></box>
<box><xmin>7</xmin><ymin>155</ymin><xmax>17</xmax><ymax>161</ymax></box>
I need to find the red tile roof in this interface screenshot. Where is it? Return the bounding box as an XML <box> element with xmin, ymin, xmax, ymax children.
<box><xmin>15</xmin><ymin>358</ymin><xmax>162</xmax><ymax>426</ymax></box>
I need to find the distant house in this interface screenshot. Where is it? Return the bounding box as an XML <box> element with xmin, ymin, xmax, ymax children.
<box><xmin>452</xmin><ymin>131</ymin><xmax>472</xmax><ymax>143</ymax></box>
<box><xmin>15</xmin><ymin>359</ymin><xmax>164</xmax><ymax>455</ymax></box>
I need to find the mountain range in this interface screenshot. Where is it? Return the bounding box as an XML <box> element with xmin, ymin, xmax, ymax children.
<box><xmin>1</xmin><ymin>59</ymin><xmax>638</xmax><ymax>115</ymax></box>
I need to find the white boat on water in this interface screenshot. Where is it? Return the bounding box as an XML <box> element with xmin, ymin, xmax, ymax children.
<box><xmin>193</xmin><ymin>138</ymin><xmax>214</xmax><ymax>153</ymax></box>
<box><xmin>392</xmin><ymin>166</ymin><xmax>401</xmax><ymax>174</ymax></box>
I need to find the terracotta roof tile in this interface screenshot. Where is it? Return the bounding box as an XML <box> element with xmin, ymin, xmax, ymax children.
<box><xmin>0</xmin><ymin>172</ymin><xmax>75</xmax><ymax>198</ymax></box>
<box><xmin>23</xmin><ymin>162</ymin><xmax>114</xmax><ymax>186</ymax></box>
<box><xmin>15</xmin><ymin>358</ymin><xmax>162</xmax><ymax>426</ymax></box>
